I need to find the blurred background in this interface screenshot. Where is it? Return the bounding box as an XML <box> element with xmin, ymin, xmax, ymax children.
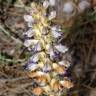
<box><xmin>0</xmin><ymin>0</ymin><xmax>96</xmax><ymax>96</ymax></box>
<box><xmin>0</xmin><ymin>0</ymin><xmax>34</xmax><ymax>96</ymax></box>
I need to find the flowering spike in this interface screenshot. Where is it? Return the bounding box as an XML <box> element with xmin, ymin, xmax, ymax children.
<box><xmin>23</xmin><ymin>2</ymin><xmax>73</xmax><ymax>95</ymax></box>
<box><xmin>22</xmin><ymin>0</ymin><xmax>92</xmax><ymax>95</ymax></box>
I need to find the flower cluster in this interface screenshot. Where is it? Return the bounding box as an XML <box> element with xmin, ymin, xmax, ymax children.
<box><xmin>23</xmin><ymin>0</ymin><xmax>91</xmax><ymax>95</ymax></box>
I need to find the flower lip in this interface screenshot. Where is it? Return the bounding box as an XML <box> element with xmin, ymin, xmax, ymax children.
<box><xmin>54</xmin><ymin>44</ymin><xmax>68</xmax><ymax>53</ymax></box>
<box><xmin>28</xmin><ymin>42</ymin><xmax>42</xmax><ymax>53</ymax></box>
<box><xmin>48</xmin><ymin>11</ymin><xmax>56</xmax><ymax>20</ymax></box>
<box><xmin>33</xmin><ymin>42</ymin><xmax>41</xmax><ymax>52</ymax></box>
<box><xmin>28</xmin><ymin>60</ymin><xmax>38</xmax><ymax>64</ymax></box>
<box><xmin>24</xmin><ymin>15</ymin><xmax>34</xmax><ymax>23</ymax></box>
<box><xmin>23</xmin><ymin>28</ymin><xmax>35</xmax><ymax>38</ymax></box>
<box><xmin>42</xmin><ymin>64</ymin><xmax>52</xmax><ymax>72</ymax></box>
<box><xmin>48</xmin><ymin>47</ymin><xmax>61</xmax><ymax>61</ymax></box>
<box><xmin>25</xmin><ymin>62</ymin><xmax>37</xmax><ymax>71</ymax></box>
<box><xmin>24</xmin><ymin>39</ymin><xmax>39</xmax><ymax>47</ymax></box>
<box><xmin>51</xmin><ymin>25</ymin><xmax>61</xmax><ymax>31</ymax></box>
<box><xmin>52</xmin><ymin>51</ymin><xmax>61</xmax><ymax>60</ymax></box>
<box><xmin>43</xmin><ymin>0</ymin><xmax>49</xmax><ymax>9</ymax></box>
<box><xmin>58</xmin><ymin>71</ymin><xmax>67</xmax><ymax>77</ymax></box>
<box><xmin>29</xmin><ymin>53</ymin><xmax>39</xmax><ymax>63</ymax></box>
<box><xmin>51</xmin><ymin>25</ymin><xmax>62</xmax><ymax>38</ymax></box>
<box><xmin>58</xmin><ymin>60</ymin><xmax>71</xmax><ymax>68</ymax></box>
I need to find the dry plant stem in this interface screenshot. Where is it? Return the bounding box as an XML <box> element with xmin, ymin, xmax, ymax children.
<box><xmin>82</xmin><ymin>84</ymin><xmax>95</xmax><ymax>90</ymax></box>
<box><xmin>0</xmin><ymin>75</ymin><xmax>33</xmax><ymax>95</ymax></box>
<box><xmin>0</xmin><ymin>24</ymin><xmax>22</xmax><ymax>44</ymax></box>
<box><xmin>0</xmin><ymin>58</ymin><xmax>25</xmax><ymax>64</ymax></box>
<box><xmin>0</xmin><ymin>71</ymin><xmax>9</xmax><ymax>78</ymax></box>
<box><xmin>0</xmin><ymin>76</ymin><xmax>28</xmax><ymax>84</ymax></box>
<box><xmin>9</xmin><ymin>83</ymin><xmax>32</xmax><ymax>92</ymax></box>
<box><xmin>85</xmin><ymin>35</ymin><xmax>95</xmax><ymax>65</ymax></box>
<box><xmin>0</xmin><ymin>77</ymin><xmax>32</xmax><ymax>95</ymax></box>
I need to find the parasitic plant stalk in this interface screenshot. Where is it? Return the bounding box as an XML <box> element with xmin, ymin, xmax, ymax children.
<box><xmin>23</xmin><ymin>0</ymin><xmax>91</xmax><ymax>95</ymax></box>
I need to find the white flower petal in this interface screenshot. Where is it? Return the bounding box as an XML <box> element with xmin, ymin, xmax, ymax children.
<box><xmin>51</xmin><ymin>25</ymin><xmax>61</xmax><ymax>31</ymax></box>
<box><xmin>46</xmin><ymin>45</ymin><xmax>54</xmax><ymax>56</ymax></box>
<box><xmin>28</xmin><ymin>42</ymin><xmax>41</xmax><ymax>52</ymax></box>
<box><xmin>24</xmin><ymin>15</ymin><xmax>34</xmax><ymax>22</ymax></box>
<box><xmin>60</xmin><ymin>80</ymin><xmax>73</xmax><ymax>89</ymax></box>
<box><xmin>24</xmin><ymin>39</ymin><xmax>39</xmax><ymax>47</ymax></box>
<box><xmin>27</xmin><ymin>22</ymin><xmax>33</xmax><ymax>27</ymax></box>
<box><xmin>30</xmin><ymin>53</ymin><xmax>39</xmax><ymax>63</ymax></box>
<box><xmin>49</xmin><ymin>49</ymin><xmax>54</xmax><ymax>59</ymax></box>
<box><xmin>58</xmin><ymin>60</ymin><xmax>70</xmax><ymax>68</ymax></box>
<box><xmin>43</xmin><ymin>63</ymin><xmax>52</xmax><ymax>72</ymax></box>
<box><xmin>36</xmin><ymin>71</ymin><xmax>45</xmax><ymax>76</ymax></box>
<box><xmin>51</xmin><ymin>30</ymin><xmax>61</xmax><ymax>38</ymax></box>
<box><xmin>23</xmin><ymin>28</ymin><xmax>35</xmax><ymax>37</ymax></box>
<box><xmin>43</xmin><ymin>0</ymin><xmax>49</xmax><ymax>9</ymax></box>
<box><xmin>48</xmin><ymin>11</ymin><xmax>56</xmax><ymax>20</ymax></box>
<box><xmin>49</xmin><ymin>0</ymin><xmax>56</xmax><ymax>6</ymax></box>
<box><xmin>27</xmin><ymin>63</ymin><xmax>37</xmax><ymax>71</ymax></box>
<box><xmin>24</xmin><ymin>40</ymin><xmax>32</xmax><ymax>47</ymax></box>
<box><xmin>54</xmin><ymin>44</ymin><xmax>68</xmax><ymax>53</ymax></box>
<box><xmin>63</xmin><ymin>2</ymin><xmax>74</xmax><ymax>14</ymax></box>
<box><xmin>51</xmin><ymin>25</ymin><xmax>62</xmax><ymax>38</ymax></box>
<box><xmin>58</xmin><ymin>61</ymin><xmax>66</xmax><ymax>66</ymax></box>
<box><xmin>48</xmin><ymin>47</ymin><xmax>54</xmax><ymax>59</ymax></box>
<box><xmin>34</xmin><ymin>42</ymin><xmax>41</xmax><ymax>51</ymax></box>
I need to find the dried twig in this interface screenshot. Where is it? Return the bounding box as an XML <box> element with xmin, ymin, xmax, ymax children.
<box><xmin>0</xmin><ymin>24</ymin><xmax>22</xmax><ymax>44</ymax></box>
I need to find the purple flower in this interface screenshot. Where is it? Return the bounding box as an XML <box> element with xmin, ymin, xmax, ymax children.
<box><xmin>52</xmin><ymin>51</ymin><xmax>60</xmax><ymax>59</ymax></box>
<box><xmin>33</xmin><ymin>42</ymin><xmax>41</xmax><ymax>52</ymax></box>
<box><xmin>51</xmin><ymin>25</ymin><xmax>62</xmax><ymax>38</ymax></box>
<box><xmin>27</xmin><ymin>42</ymin><xmax>41</xmax><ymax>53</ymax></box>
<box><xmin>54</xmin><ymin>44</ymin><xmax>68</xmax><ymax>53</ymax></box>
